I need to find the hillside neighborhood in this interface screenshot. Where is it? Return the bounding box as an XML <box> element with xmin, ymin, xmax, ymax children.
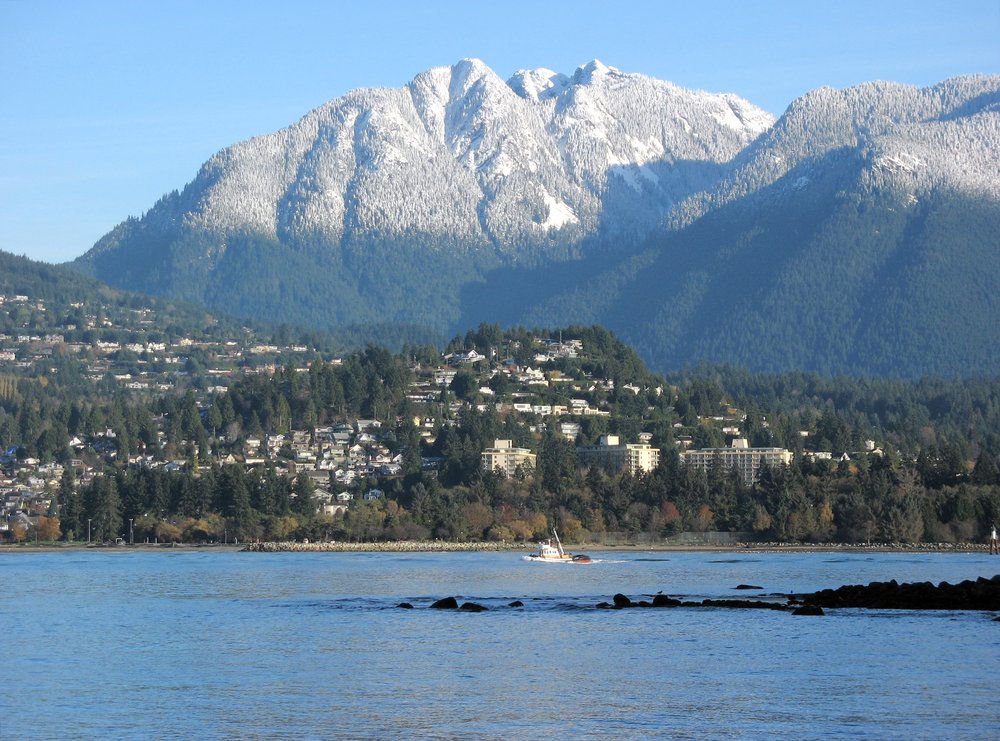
<box><xmin>2</xmin><ymin>280</ymin><xmax>993</xmax><ymax>550</ymax></box>
<box><xmin>0</xmin><ymin>291</ymin><xmax>817</xmax><ymax>542</ymax></box>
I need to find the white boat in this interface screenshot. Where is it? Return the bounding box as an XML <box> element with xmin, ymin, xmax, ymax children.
<box><xmin>524</xmin><ymin>529</ymin><xmax>592</xmax><ymax>564</ymax></box>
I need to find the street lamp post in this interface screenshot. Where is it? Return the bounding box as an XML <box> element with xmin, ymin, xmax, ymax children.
<box><xmin>129</xmin><ymin>518</ymin><xmax>134</xmax><ymax>546</ymax></box>
<box><xmin>87</xmin><ymin>518</ymin><xmax>91</xmax><ymax>545</ymax></box>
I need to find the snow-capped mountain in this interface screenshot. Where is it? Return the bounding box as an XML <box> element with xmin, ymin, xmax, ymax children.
<box><xmin>81</xmin><ymin>59</ymin><xmax>770</xmax><ymax>262</ymax></box>
<box><xmin>533</xmin><ymin>74</ymin><xmax>1000</xmax><ymax>376</ymax></box>
<box><xmin>73</xmin><ymin>62</ymin><xmax>1000</xmax><ymax>377</ymax></box>
<box><xmin>669</xmin><ymin>75</ymin><xmax>1000</xmax><ymax>228</ymax></box>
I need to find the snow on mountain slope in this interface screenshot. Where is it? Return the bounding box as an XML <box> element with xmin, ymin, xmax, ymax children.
<box><xmin>670</xmin><ymin>75</ymin><xmax>1000</xmax><ymax>228</ymax></box>
<box><xmin>73</xmin><ymin>64</ymin><xmax>1000</xmax><ymax>377</ymax></box>
<box><xmin>166</xmin><ymin>58</ymin><xmax>774</xmax><ymax>259</ymax></box>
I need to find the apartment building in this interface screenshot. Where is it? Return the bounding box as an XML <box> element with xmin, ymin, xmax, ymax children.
<box><xmin>481</xmin><ymin>439</ymin><xmax>536</xmax><ymax>476</ymax></box>
<box><xmin>576</xmin><ymin>435</ymin><xmax>660</xmax><ymax>476</ymax></box>
<box><xmin>681</xmin><ymin>438</ymin><xmax>792</xmax><ymax>486</ymax></box>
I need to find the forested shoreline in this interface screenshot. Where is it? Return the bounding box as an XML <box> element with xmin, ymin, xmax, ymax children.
<box><xmin>3</xmin><ymin>323</ymin><xmax>999</xmax><ymax>548</ymax></box>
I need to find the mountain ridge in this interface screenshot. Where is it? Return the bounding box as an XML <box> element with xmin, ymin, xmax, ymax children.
<box><xmin>71</xmin><ymin>61</ymin><xmax>1000</xmax><ymax>377</ymax></box>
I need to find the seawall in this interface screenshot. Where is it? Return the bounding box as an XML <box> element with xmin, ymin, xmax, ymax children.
<box><xmin>243</xmin><ymin>540</ymin><xmax>521</xmax><ymax>553</ymax></box>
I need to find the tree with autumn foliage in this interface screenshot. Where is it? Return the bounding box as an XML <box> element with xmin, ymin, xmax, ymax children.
<box><xmin>33</xmin><ymin>515</ymin><xmax>61</xmax><ymax>541</ymax></box>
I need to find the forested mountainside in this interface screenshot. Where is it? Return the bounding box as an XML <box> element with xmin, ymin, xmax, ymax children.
<box><xmin>0</xmin><ymin>250</ymin><xmax>232</xmax><ymax>336</ymax></box>
<box><xmin>71</xmin><ymin>62</ymin><xmax>1000</xmax><ymax>377</ymax></box>
<box><xmin>472</xmin><ymin>76</ymin><xmax>1000</xmax><ymax>376</ymax></box>
<box><xmin>1</xmin><ymin>249</ymin><xmax>441</xmax><ymax>353</ymax></box>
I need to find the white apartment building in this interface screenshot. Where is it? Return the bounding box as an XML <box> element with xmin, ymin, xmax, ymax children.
<box><xmin>681</xmin><ymin>438</ymin><xmax>793</xmax><ymax>486</ymax></box>
<box><xmin>576</xmin><ymin>435</ymin><xmax>660</xmax><ymax>476</ymax></box>
<box><xmin>481</xmin><ymin>439</ymin><xmax>536</xmax><ymax>476</ymax></box>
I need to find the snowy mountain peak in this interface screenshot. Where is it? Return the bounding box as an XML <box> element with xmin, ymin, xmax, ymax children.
<box><xmin>508</xmin><ymin>67</ymin><xmax>570</xmax><ymax>102</ymax></box>
<box><xmin>130</xmin><ymin>57</ymin><xmax>778</xmax><ymax>250</ymax></box>
<box><xmin>573</xmin><ymin>59</ymin><xmax>620</xmax><ymax>85</ymax></box>
<box><xmin>449</xmin><ymin>57</ymin><xmax>496</xmax><ymax>85</ymax></box>
<box><xmin>409</xmin><ymin>58</ymin><xmax>505</xmax><ymax>106</ymax></box>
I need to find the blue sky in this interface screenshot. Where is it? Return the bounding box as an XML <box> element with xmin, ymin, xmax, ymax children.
<box><xmin>2</xmin><ymin>0</ymin><xmax>998</xmax><ymax>264</ymax></box>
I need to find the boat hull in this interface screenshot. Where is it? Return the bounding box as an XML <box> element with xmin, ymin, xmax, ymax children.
<box><xmin>523</xmin><ymin>554</ymin><xmax>592</xmax><ymax>564</ymax></box>
<box><xmin>524</xmin><ymin>530</ymin><xmax>592</xmax><ymax>563</ymax></box>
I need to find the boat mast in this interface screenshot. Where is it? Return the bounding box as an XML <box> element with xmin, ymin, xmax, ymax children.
<box><xmin>552</xmin><ymin>528</ymin><xmax>565</xmax><ymax>557</ymax></box>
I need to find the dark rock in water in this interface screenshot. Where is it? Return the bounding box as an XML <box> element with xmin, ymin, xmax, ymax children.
<box><xmin>734</xmin><ymin>584</ymin><xmax>763</xmax><ymax>590</ymax></box>
<box><xmin>508</xmin><ymin>600</ymin><xmax>524</xmax><ymax>608</ymax></box>
<box><xmin>397</xmin><ymin>602</ymin><xmax>414</xmax><ymax>609</ymax></box>
<box><xmin>793</xmin><ymin>605</ymin><xmax>825</xmax><ymax>616</ymax></box>
<box><xmin>803</xmin><ymin>574</ymin><xmax>1000</xmax><ymax>610</ymax></box>
<box><xmin>430</xmin><ymin>596</ymin><xmax>459</xmax><ymax>609</ymax></box>
<box><xmin>637</xmin><ymin>600</ymin><xmax>652</xmax><ymax>607</ymax></box>
<box><xmin>652</xmin><ymin>594</ymin><xmax>682</xmax><ymax>607</ymax></box>
<box><xmin>460</xmin><ymin>602</ymin><xmax>488</xmax><ymax>612</ymax></box>
<box><xmin>613</xmin><ymin>593</ymin><xmax>633</xmax><ymax>608</ymax></box>
<box><xmin>596</xmin><ymin>601</ymin><xmax>612</xmax><ymax>609</ymax></box>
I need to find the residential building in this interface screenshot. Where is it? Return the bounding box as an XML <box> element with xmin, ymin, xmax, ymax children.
<box><xmin>481</xmin><ymin>439</ymin><xmax>536</xmax><ymax>476</ymax></box>
<box><xmin>576</xmin><ymin>435</ymin><xmax>660</xmax><ymax>475</ymax></box>
<box><xmin>681</xmin><ymin>438</ymin><xmax>793</xmax><ymax>486</ymax></box>
<box><xmin>559</xmin><ymin>421</ymin><xmax>582</xmax><ymax>441</ymax></box>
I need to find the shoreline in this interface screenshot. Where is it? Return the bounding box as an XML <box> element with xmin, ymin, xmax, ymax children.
<box><xmin>3</xmin><ymin>540</ymin><xmax>993</xmax><ymax>554</ymax></box>
<box><xmin>242</xmin><ymin>540</ymin><xmax>993</xmax><ymax>554</ymax></box>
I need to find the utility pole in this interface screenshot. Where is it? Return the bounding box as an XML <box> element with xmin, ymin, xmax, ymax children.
<box><xmin>87</xmin><ymin>518</ymin><xmax>91</xmax><ymax>544</ymax></box>
<box><xmin>129</xmin><ymin>518</ymin><xmax>134</xmax><ymax>546</ymax></box>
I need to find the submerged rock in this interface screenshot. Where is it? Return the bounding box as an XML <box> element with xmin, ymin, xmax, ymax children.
<box><xmin>792</xmin><ymin>605</ymin><xmax>825</xmax><ymax>616</ymax></box>
<box><xmin>734</xmin><ymin>584</ymin><xmax>763</xmax><ymax>590</ymax></box>
<box><xmin>508</xmin><ymin>600</ymin><xmax>524</xmax><ymax>608</ymax></box>
<box><xmin>397</xmin><ymin>602</ymin><xmax>414</xmax><ymax>609</ymax></box>
<box><xmin>460</xmin><ymin>602</ymin><xmax>488</xmax><ymax>612</ymax></box>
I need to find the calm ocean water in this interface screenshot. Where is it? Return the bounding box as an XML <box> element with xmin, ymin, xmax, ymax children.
<box><xmin>3</xmin><ymin>548</ymin><xmax>998</xmax><ymax>740</ymax></box>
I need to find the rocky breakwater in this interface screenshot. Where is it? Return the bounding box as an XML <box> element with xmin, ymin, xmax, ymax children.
<box><xmin>392</xmin><ymin>576</ymin><xmax>1000</xmax><ymax>616</ymax></box>
<box><xmin>597</xmin><ymin>592</ymin><xmax>800</xmax><ymax>612</ymax></box>
<box><xmin>243</xmin><ymin>540</ymin><xmax>520</xmax><ymax>553</ymax></box>
<box><xmin>802</xmin><ymin>575</ymin><xmax>1000</xmax><ymax>610</ymax></box>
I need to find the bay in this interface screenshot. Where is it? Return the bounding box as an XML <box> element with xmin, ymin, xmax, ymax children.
<box><xmin>2</xmin><ymin>549</ymin><xmax>998</xmax><ymax>740</ymax></box>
